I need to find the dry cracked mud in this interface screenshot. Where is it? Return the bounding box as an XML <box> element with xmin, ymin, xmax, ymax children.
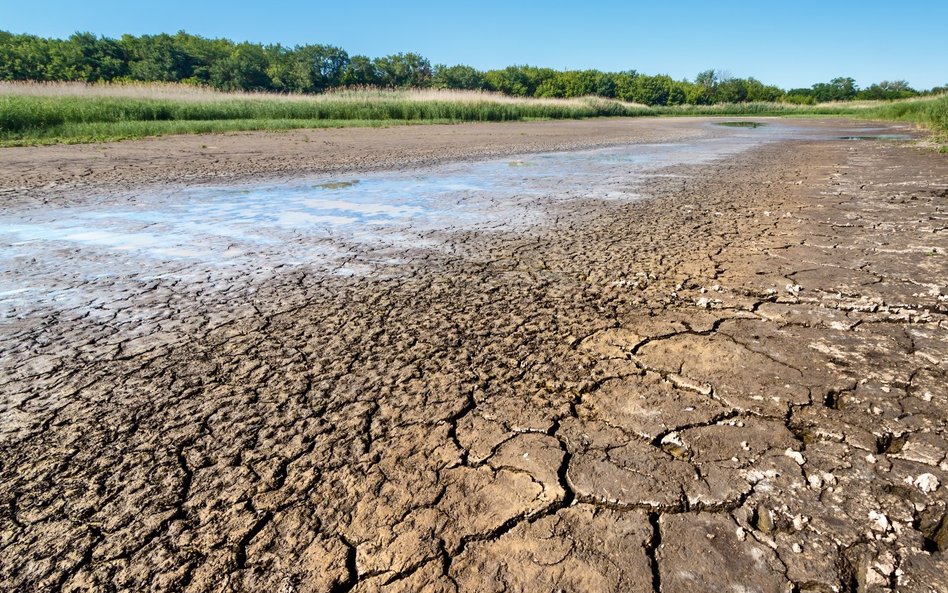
<box><xmin>1</xmin><ymin>119</ymin><xmax>946</xmax><ymax>593</ymax></box>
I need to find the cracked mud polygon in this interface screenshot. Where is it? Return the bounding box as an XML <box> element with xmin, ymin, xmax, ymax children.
<box><xmin>1</xmin><ymin>119</ymin><xmax>946</xmax><ymax>592</ymax></box>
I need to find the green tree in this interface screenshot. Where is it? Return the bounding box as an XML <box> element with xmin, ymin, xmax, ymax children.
<box><xmin>209</xmin><ymin>43</ymin><xmax>271</xmax><ymax>90</ymax></box>
<box><xmin>266</xmin><ymin>44</ymin><xmax>349</xmax><ymax>92</ymax></box>
<box><xmin>374</xmin><ymin>53</ymin><xmax>432</xmax><ymax>88</ymax></box>
<box><xmin>628</xmin><ymin>74</ymin><xmax>680</xmax><ymax>105</ymax></box>
<box><xmin>612</xmin><ymin>70</ymin><xmax>639</xmax><ymax>102</ymax></box>
<box><xmin>432</xmin><ymin>64</ymin><xmax>485</xmax><ymax>90</ymax></box>
<box><xmin>811</xmin><ymin>77</ymin><xmax>858</xmax><ymax>102</ymax></box>
<box><xmin>0</xmin><ymin>33</ymin><xmax>52</xmax><ymax>80</ymax></box>
<box><xmin>298</xmin><ymin>44</ymin><xmax>349</xmax><ymax>91</ymax></box>
<box><xmin>121</xmin><ymin>33</ymin><xmax>193</xmax><ymax>81</ymax></box>
<box><xmin>63</xmin><ymin>32</ymin><xmax>128</xmax><ymax>81</ymax></box>
<box><xmin>858</xmin><ymin>80</ymin><xmax>918</xmax><ymax>100</ymax></box>
<box><xmin>695</xmin><ymin>69</ymin><xmax>718</xmax><ymax>89</ymax></box>
<box><xmin>173</xmin><ymin>32</ymin><xmax>232</xmax><ymax>84</ymax></box>
<box><xmin>341</xmin><ymin>55</ymin><xmax>380</xmax><ymax>86</ymax></box>
<box><xmin>484</xmin><ymin>65</ymin><xmax>555</xmax><ymax>97</ymax></box>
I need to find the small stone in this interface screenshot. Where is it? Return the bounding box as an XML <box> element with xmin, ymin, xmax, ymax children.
<box><xmin>913</xmin><ymin>473</ymin><xmax>940</xmax><ymax>493</ymax></box>
<box><xmin>868</xmin><ymin>510</ymin><xmax>890</xmax><ymax>532</ymax></box>
<box><xmin>695</xmin><ymin>297</ymin><xmax>711</xmax><ymax>309</ymax></box>
<box><xmin>792</xmin><ymin>543</ymin><xmax>802</xmax><ymax>553</ymax></box>
<box><xmin>867</xmin><ymin>552</ymin><xmax>897</xmax><ymax>587</ymax></box>
<box><xmin>660</xmin><ymin>432</ymin><xmax>690</xmax><ymax>461</ymax></box>
<box><xmin>740</xmin><ymin>441</ymin><xmax>750</xmax><ymax>451</ymax></box>
<box><xmin>712</xmin><ymin>284</ymin><xmax>722</xmax><ymax>292</ymax></box>
<box><xmin>784</xmin><ymin>449</ymin><xmax>805</xmax><ymax>465</ymax></box>
<box><xmin>865</xmin><ymin>454</ymin><xmax>877</xmax><ymax>464</ymax></box>
<box><xmin>735</xmin><ymin>527</ymin><xmax>746</xmax><ymax>541</ymax></box>
<box><xmin>754</xmin><ymin>507</ymin><xmax>775</xmax><ymax>533</ymax></box>
<box><xmin>785</xmin><ymin>283</ymin><xmax>803</xmax><ymax>295</ymax></box>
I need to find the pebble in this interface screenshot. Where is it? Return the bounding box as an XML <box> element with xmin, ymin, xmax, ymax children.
<box><xmin>792</xmin><ymin>515</ymin><xmax>810</xmax><ymax>531</ymax></box>
<box><xmin>868</xmin><ymin>510</ymin><xmax>890</xmax><ymax>532</ymax></box>
<box><xmin>911</xmin><ymin>473</ymin><xmax>940</xmax><ymax>493</ymax></box>
<box><xmin>784</xmin><ymin>449</ymin><xmax>805</xmax><ymax>465</ymax></box>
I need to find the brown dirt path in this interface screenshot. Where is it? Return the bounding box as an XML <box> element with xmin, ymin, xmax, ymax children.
<box><xmin>1</xmin><ymin>124</ymin><xmax>946</xmax><ymax>592</ymax></box>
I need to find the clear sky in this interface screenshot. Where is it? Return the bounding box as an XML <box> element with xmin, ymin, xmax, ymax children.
<box><xmin>2</xmin><ymin>0</ymin><xmax>946</xmax><ymax>90</ymax></box>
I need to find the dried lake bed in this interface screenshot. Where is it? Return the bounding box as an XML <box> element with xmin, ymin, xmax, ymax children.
<box><xmin>1</xmin><ymin>118</ymin><xmax>946</xmax><ymax>593</ymax></box>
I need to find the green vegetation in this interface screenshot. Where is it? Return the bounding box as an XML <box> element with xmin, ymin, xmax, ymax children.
<box><xmin>867</xmin><ymin>96</ymin><xmax>948</xmax><ymax>140</ymax></box>
<box><xmin>0</xmin><ymin>117</ymin><xmax>442</xmax><ymax>146</ymax></box>
<box><xmin>0</xmin><ymin>84</ymin><xmax>945</xmax><ymax>146</ymax></box>
<box><xmin>0</xmin><ymin>87</ymin><xmax>643</xmax><ymax>145</ymax></box>
<box><xmin>1</xmin><ymin>31</ymin><xmax>944</xmax><ymax>105</ymax></box>
<box><xmin>0</xmin><ymin>29</ymin><xmax>945</xmax><ymax>147</ymax></box>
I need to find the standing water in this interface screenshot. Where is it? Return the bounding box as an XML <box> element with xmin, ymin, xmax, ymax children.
<box><xmin>1</xmin><ymin>123</ymin><xmax>799</xmax><ymax>317</ymax></box>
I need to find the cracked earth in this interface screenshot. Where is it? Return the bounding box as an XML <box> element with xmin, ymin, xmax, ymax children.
<box><xmin>1</xmin><ymin>120</ymin><xmax>946</xmax><ymax>592</ymax></box>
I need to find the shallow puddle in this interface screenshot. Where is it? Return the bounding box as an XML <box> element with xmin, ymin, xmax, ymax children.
<box><xmin>837</xmin><ymin>134</ymin><xmax>912</xmax><ymax>141</ymax></box>
<box><xmin>716</xmin><ymin>121</ymin><xmax>766</xmax><ymax>128</ymax></box>
<box><xmin>0</xmin><ymin>121</ymin><xmax>856</xmax><ymax>316</ymax></box>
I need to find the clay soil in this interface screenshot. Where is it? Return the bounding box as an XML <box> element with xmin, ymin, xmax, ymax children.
<box><xmin>1</xmin><ymin>119</ymin><xmax>947</xmax><ymax>593</ymax></box>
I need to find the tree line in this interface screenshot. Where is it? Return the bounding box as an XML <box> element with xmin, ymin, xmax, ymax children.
<box><xmin>1</xmin><ymin>31</ymin><xmax>944</xmax><ymax>105</ymax></box>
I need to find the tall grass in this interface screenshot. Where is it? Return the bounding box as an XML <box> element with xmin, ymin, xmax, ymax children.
<box><xmin>0</xmin><ymin>85</ymin><xmax>638</xmax><ymax>145</ymax></box>
<box><xmin>867</xmin><ymin>97</ymin><xmax>948</xmax><ymax>140</ymax></box>
<box><xmin>0</xmin><ymin>82</ymin><xmax>945</xmax><ymax>146</ymax></box>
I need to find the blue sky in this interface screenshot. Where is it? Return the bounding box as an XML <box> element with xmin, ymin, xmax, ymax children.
<box><xmin>2</xmin><ymin>0</ymin><xmax>946</xmax><ymax>89</ymax></box>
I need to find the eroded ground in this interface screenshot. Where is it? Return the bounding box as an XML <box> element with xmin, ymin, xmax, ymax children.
<box><xmin>1</xmin><ymin>120</ymin><xmax>946</xmax><ymax>592</ymax></box>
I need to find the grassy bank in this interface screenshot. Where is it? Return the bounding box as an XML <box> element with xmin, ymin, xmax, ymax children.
<box><xmin>1</xmin><ymin>82</ymin><xmax>945</xmax><ymax>146</ymax></box>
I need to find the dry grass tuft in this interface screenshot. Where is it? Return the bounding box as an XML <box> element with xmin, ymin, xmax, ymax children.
<box><xmin>0</xmin><ymin>80</ymin><xmax>646</xmax><ymax>108</ymax></box>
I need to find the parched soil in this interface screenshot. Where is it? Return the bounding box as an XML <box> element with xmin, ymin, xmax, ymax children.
<box><xmin>1</xmin><ymin>121</ymin><xmax>947</xmax><ymax>593</ymax></box>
